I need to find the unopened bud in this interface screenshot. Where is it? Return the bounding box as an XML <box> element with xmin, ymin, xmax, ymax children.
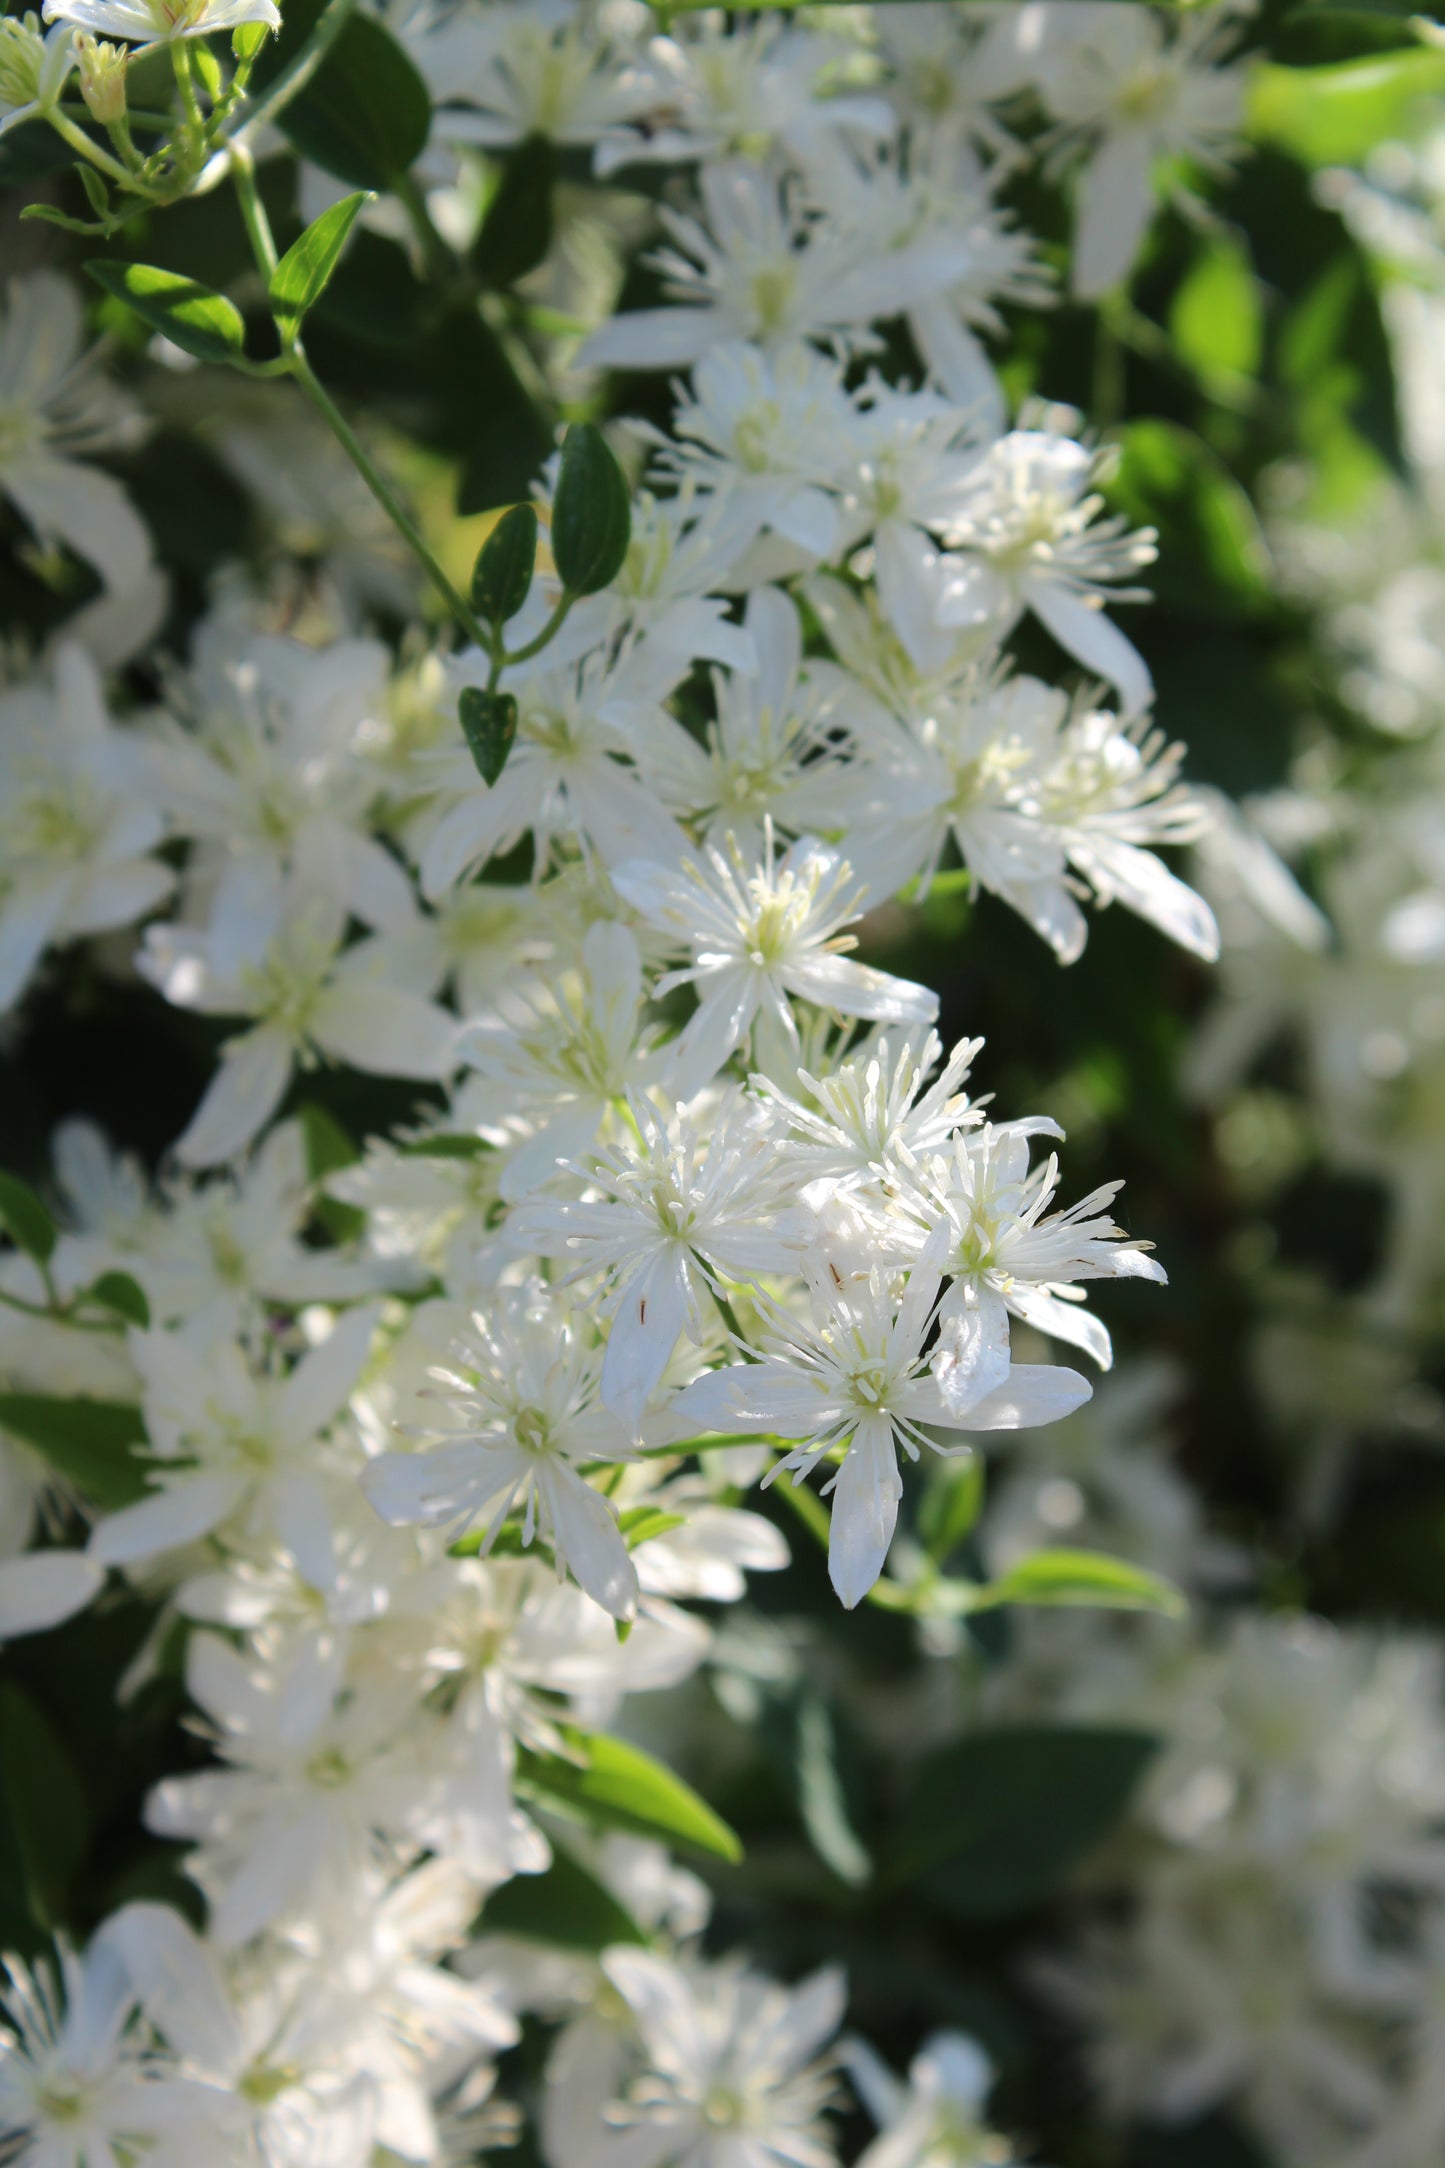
<box><xmin>76</xmin><ymin>32</ymin><xmax>126</xmax><ymax>124</ymax></box>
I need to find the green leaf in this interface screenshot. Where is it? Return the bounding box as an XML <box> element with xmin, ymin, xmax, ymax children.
<box><xmin>550</xmin><ymin>423</ymin><xmax>631</xmax><ymax>597</ymax></box>
<box><xmin>0</xmin><ymin>1684</ymin><xmax>89</xmax><ymax>1941</ymax></box>
<box><xmin>0</xmin><ymin>1171</ymin><xmax>56</xmax><ymax>1266</ymax></box>
<box><xmin>474</xmin><ymin>133</ymin><xmax>557</xmax><ymax>288</ymax></box>
<box><xmin>396</xmin><ymin>1132</ymin><xmax>493</xmax><ymax>1160</ymax></box>
<box><xmin>479</xmin><ymin>1841</ymin><xmax>647</xmax><ymax>1950</ymax></box>
<box><xmin>84</xmin><ymin>1272</ymin><xmax>151</xmax><ymax>1330</ymax></box>
<box><xmin>298</xmin><ymin>1101</ymin><xmax>365</xmax><ymax>1244</ymax></box>
<box><xmin>970</xmin><ymin>1548</ymin><xmax>1187</xmax><ymax>1619</ymax></box>
<box><xmin>471</xmin><ymin>503</ymin><xmax>539</xmax><ymax>626</ymax></box>
<box><xmin>459</xmin><ymin>687</ymin><xmax>518</xmax><ymax>787</ymax></box>
<box><xmin>279</xmin><ymin>13</ymin><xmax>431</xmax><ymax>190</ymax></box>
<box><xmin>77</xmin><ymin>162</ymin><xmax>109</xmax><ymax>219</ymax></box>
<box><xmin>1248</xmin><ymin>50</ymin><xmax>1445</xmax><ymax>166</ymax></box>
<box><xmin>1169</xmin><ymin>236</ymin><xmax>1263</xmax><ymax>389</ymax></box>
<box><xmin>84</xmin><ymin>261</ymin><xmax>246</xmax><ymax>366</ymax></box>
<box><xmin>760</xmin><ymin>1688</ymin><xmax>872</xmax><ymax>1888</ymax></box>
<box><xmin>517</xmin><ymin>1727</ymin><xmax>743</xmax><ymax>1862</ymax></box>
<box><xmin>270</xmin><ymin>191</ymin><xmax>370</xmax><ymax>329</ymax></box>
<box><xmin>617</xmin><ymin>1507</ymin><xmax>686</xmax><ymax>1550</ymax></box>
<box><xmin>0</xmin><ymin>1395</ymin><xmax>150</xmax><ymax>1511</ymax></box>
<box><xmin>299</xmin><ymin>1100</ymin><xmax>360</xmax><ymax>1180</ymax></box>
<box><xmin>892</xmin><ymin>1726</ymin><xmax>1156</xmax><ymax>1915</ymax></box>
<box><xmin>233</xmin><ymin>19</ymin><xmax>270</xmax><ymax>58</ymax></box>
<box><xmin>21</xmin><ymin>203</ymin><xmax>106</xmax><ymax>236</ymax></box>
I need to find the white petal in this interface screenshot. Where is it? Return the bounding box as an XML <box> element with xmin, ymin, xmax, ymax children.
<box><xmin>1027</xmin><ymin>581</ymin><xmax>1153</xmax><ymax>718</ymax></box>
<box><xmin>314</xmin><ymin>983</ymin><xmax>458</xmax><ymax>1080</ymax></box>
<box><xmin>175</xmin><ymin>1026</ymin><xmax>294</xmax><ymax>1168</ymax></box>
<box><xmin>539</xmin><ymin>1463</ymin><xmax>638</xmax><ymax>1622</ymax></box>
<box><xmin>960</xmin><ymin>1363</ymin><xmax>1093</xmax><ymax>1430</ymax></box>
<box><xmin>1072</xmin><ymin>130</ymin><xmax>1157</xmax><ymax>301</ymax></box>
<box><xmin>827</xmin><ymin>1419</ymin><xmax>902</xmax><ymax>1609</ymax></box>
<box><xmin>276</xmin><ymin>1303</ymin><xmax>377</xmax><ymax>1446</ymax></box>
<box><xmin>600</xmin><ymin>1250</ymin><xmax>693</xmax><ymax>1437</ymax></box>
<box><xmin>0</xmin><ymin>1552</ymin><xmax>102</xmax><ymax>1638</ymax></box>
<box><xmin>88</xmin><ymin>1471</ymin><xmax>248</xmax><ymax>1566</ymax></box>
<box><xmin>579</xmin><ymin>308</ymin><xmax>720</xmax><ymax>370</ymax></box>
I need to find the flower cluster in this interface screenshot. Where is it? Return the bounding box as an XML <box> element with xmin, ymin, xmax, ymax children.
<box><xmin>0</xmin><ymin>0</ymin><xmax>1290</xmax><ymax>2164</ymax></box>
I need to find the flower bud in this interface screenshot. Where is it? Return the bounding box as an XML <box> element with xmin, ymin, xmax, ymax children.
<box><xmin>76</xmin><ymin>32</ymin><xmax>127</xmax><ymax>124</ymax></box>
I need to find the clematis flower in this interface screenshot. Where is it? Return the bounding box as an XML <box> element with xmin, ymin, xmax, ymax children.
<box><xmin>362</xmin><ymin>1283</ymin><xmax>641</xmax><ymax>1622</ymax></box>
<box><xmin>672</xmin><ymin>1233</ymin><xmax>1090</xmax><ymax>1607</ymax></box>
<box><xmin>613</xmin><ymin>819</ymin><xmax>937</xmax><ymax>1092</ymax></box>
<box><xmin>43</xmin><ymin>0</ymin><xmax>278</xmax><ymax>46</ymax></box>
<box><xmin>0</xmin><ymin>642</ymin><xmax>173</xmax><ymax>1013</ymax></box>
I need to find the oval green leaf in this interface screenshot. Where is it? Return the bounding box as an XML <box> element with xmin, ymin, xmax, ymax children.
<box><xmin>84</xmin><ymin>1271</ymin><xmax>151</xmax><ymax>1331</ymax></box>
<box><xmin>459</xmin><ymin>686</ymin><xmax>518</xmax><ymax>788</ymax></box>
<box><xmin>279</xmin><ymin>13</ymin><xmax>431</xmax><ymax>190</ymax></box>
<box><xmin>550</xmin><ymin>422</ymin><xmax>631</xmax><ymax>597</ymax></box>
<box><xmin>474</xmin><ymin>133</ymin><xmax>557</xmax><ymax>289</ymax></box>
<box><xmin>970</xmin><ymin>1547</ymin><xmax>1186</xmax><ymax>1618</ymax></box>
<box><xmin>85</xmin><ymin>261</ymin><xmax>246</xmax><ymax>366</ymax></box>
<box><xmin>471</xmin><ymin>503</ymin><xmax>538</xmax><ymax>625</ymax></box>
<box><xmin>517</xmin><ymin>1727</ymin><xmax>743</xmax><ymax>1863</ymax></box>
<box><xmin>270</xmin><ymin>190</ymin><xmax>370</xmax><ymax>328</ymax></box>
<box><xmin>0</xmin><ymin>1171</ymin><xmax>56</xmax><ymax>1266</ymax></box>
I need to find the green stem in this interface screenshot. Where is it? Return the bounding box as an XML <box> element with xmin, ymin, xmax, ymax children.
<box><xmin>493</xmin><ymin>591</ymin><xmax>573</xmax><ymax>685</ymax></box>
<box><xmin>0</xmin><ymin>1285</ymin><xmax>119</xmax><ymax>1335</ymax></box>
<box><xmin>170</xmin><ymin>37</ymin><xmax>203</xmax><ymax>132</ymax></box>
<box><xmin>229</xmin><ymin>0</ymin><xmax>361</xmax><ymax>148</ymax></box>
<box><xmin>48</xmin><ymin>107</ymin><xmax>135</xmax><ymax>187</ymax></box>
<box><xmin>227</xmin><ymin>152</ymin><xmax>493</xmax><ymax>651</ymax></box>
<box><xmin>290</xmin><ymin>353</ymin><xmax>490</xmax><ymax>646</ymax></box>
<box><xmin>230</xmin><ymin>141</ymin><xmax>276</xmax><ymax>278</ymax></box>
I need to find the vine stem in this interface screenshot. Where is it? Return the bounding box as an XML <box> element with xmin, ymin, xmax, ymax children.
<box><xmin>229</xmin><ymin>150</ymin><xmax>493</xmax><ymax>652</ymax></box>
<box><xmin>227</xmin><ymin>0</ymin><xmax>361</xmax><ymax>150</ymax></box>
<box><xmin>48</xmin><ymin>108</ymin><xmax>133</xmax><ymax>186</ymax></box>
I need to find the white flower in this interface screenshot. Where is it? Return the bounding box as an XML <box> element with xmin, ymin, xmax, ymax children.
<box><xmin>149</xmin><ymin>623</ymin><xmax>414</xmax><ymax>937</ymax></box>
<box><xmin>138</xmin><ymin>884</ymin><xmax>459</xmax><ymax>1167</ymax></box>
<box><xmin>752</xmin><ymin>1029</ymin><xmax>985</xmax><ymax>1205</ymax></box>
<box><xmin>636</xmin><ymin>587</ymin><xmax>863</xmax><ymax>857</ymax></box>
<box><xmin>917</xmin><ymin>1124</ymin><xmax>1166</xmax><ymax>1407</ymax></box>
<box><xmin>362</xmin><ymin>1284</ymin><xmax>640</xmax><ymax>1622</ymax></box>
<box><xmin>413</xmin><ymin>1</ymin><xmax>657</xmax><ymax>153</ymax></box>
<box><xmin>594</xmin><ymin>17</ymin><xmax>895</xmax><ymax>181</ymax></box>
<box><xmin>0</xmin><ymin>642</ymin><xmax>173</xmax><ymax>1011</ymax></box>
<box><xmin>43</xmin><ymin>0</ymin><xmax>278</xmax><ymax>45</ymax></box>
<box><xmin>51</xmin><ymin>1116</ymin><xmax>383</xmax><ymax>1334</ymax></box>
<box><xmin>0</xmin><ymin>13</ymin><xmax>76</xmax><ymax>135</ymax></box>
<box><xmin>0</xmin><ymin>271</ymin><xmax>157</xmax><ymax>614</ymax></box>
<box><xmin>590</xmin><ymin>1946</ymin><xmax>846</xmax><ymax>2168</ymax></box>
<box><xmin>514</xmin><ymin>1095</ymin><xmax>794</xmax><ymax>1436</ymax></box>
<box><xmin>613</xmin><ymin>821</ymin><xmax>937</xmax><ymax>1093</ymax></box>
<box><xmin>87</xmin><ymin>1304</ymin><xmax>377</xmax><ymax>1587</ymax></box>
<box><xmin>655</xmin><ymin>341</ymin><xmax>853</xmax><ymax>564</ymax></box>
<box><xmin>1022</xmin><ymin>2</ymin><xmax>1247</xmax><ymax>299</ymax></box>
<box><xmin>457</xmin><ymin>922</ymin><xmax>666</xmax><ymax>1203</ymax></box>
<box><xmin>581</xmin><ymin>160</ymin><xmax>973</xmax><ymax>373</ymax></box>
<box><xmin>0</xmin><ymin>1938</ymin><xmax>216</xmax><ymax>2168</ymax></box>
<box><xmin>417</xmin><ymin>648</ymin><xmax>689</xmax><ymax>898</ymax></box>
<box><xmin>850</xmin><ymin>2030</ymin><xmax>1000</xmax><ymax>2168</ymax></box>
<box><xmin>146</xmin><ymin>1631</ymin><xmax>541</xmax><ymax>1947</ymax></box>
<box><xmin>673</xmin><ymin>1235</ymin><xmax>1090</xmax><ymax>1607</ymax></box>
<box><xmin>938</xmin><ymin>429</ymin><xmax>1158</xmax><ymax>716</ymax></box>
